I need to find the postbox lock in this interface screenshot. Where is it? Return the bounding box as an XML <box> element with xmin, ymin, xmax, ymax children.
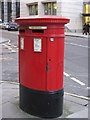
<box><xmin>46</xmin><ymin>63</ymin><xmax>52</xmax><ymax>72</ymax></box>
<box><xmin>50</xmin><ymin>38</ymin><xmax>54</xmax><ymax>42</ymax></box>
<box><xmin>20</xmin><ymin>37</ymin><xmax>24</xmax><ymax>50</ymax></box>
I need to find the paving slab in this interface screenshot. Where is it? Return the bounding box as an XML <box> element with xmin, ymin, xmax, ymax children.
<box><xmin>2</xmin><ymin>83</ymin><xmax>19</xmax><ymax>104</ymax></box>
<box><xmin>65</xmin><ymin>32</ymin><xmax>89</xmax><ymax>38</ymax></box>
<box><xmin>2</xmin><ymin>101</ymin><xmax>34</xmax><ymax>118</ymax></box>
<box><xmin>64</xmin><ymin>94</ymin><xmax>88</xmax><ymax>106</ymax></box>
<box><xmin>1</xmin><ymin>82</ymin><xmax>89</xmax><ymax>119</ymax></box>
<box><xmin>63</xmin><ymin>99</ymin><xmax>87</xmax><ymax>117</ymax></box>
<box><xmin>67</xmin><ymin>108</ymin><xmax>88</xmax><ymax>118</ymax></box>
<box><xmin>0</xmin><ymin>104</ymin><xmax>2</xmax><ymax>120</ymax></box>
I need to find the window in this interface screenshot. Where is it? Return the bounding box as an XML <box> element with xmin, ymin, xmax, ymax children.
<box><xmin>84</xmin><ymin>4</ymin><xmax>90</xmax><ymax>24</ymax></box>
<box><xmin>1</xmin><ymin>2</ymin><xmax>4</xmax><ymax>22</ymax></box>
<box><xmin>16</xmin><ymin>2</ymin><xmax>20</xmax><ymax>18</ymax></box>
<box><xmin>44</xmin><ymin>3</ymin><xmax>48</xmax><ymax>15</ymax></box>
<box><xmin>7</xmin><ymin>2</ymin><xmax>12</xmax><ymax>22</ymax></box>
<box><xmin>44</xmin><ymin>2</ymin><xmax>56</xmax><ymax>15</ymax></box>
<box><xmin>84</xmin><ymin>4</ymin><xmax>90</xmax><ymax>14</ymax></box>
<box><xmin>29</xmin><ymin>4</ymin><xmax>38</xmax><ymax>15</ymax></box>
<box><xmin>48</xmin><ymin>3</ymin><xmax>51</xmax><ymax>15</ymax></box>
<box><xmin>52</xmin><ymin>2</ymin><xmax>57</xmax><ymax>15</ymax></box>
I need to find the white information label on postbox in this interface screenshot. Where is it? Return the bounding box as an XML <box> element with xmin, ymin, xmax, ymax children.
<box><xmin>34</xmin><ymin>38</ymin><xmax>42</xmax><ymax>52</ymax></box>
<box><xmin>20</xmin><ymin>37</ymin><xmax>24</xmax><ymax>50</ymax></box>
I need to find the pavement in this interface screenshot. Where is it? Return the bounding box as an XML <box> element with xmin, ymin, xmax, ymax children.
<box><xmin>65</xmin><ymin>32</ymin><xmax>89</xmax><ymax>38</ymax></box>
<box><xmin>0</xmin><ymin>81</ymin><xmax>89</xmax><ymax>119</ymax></box>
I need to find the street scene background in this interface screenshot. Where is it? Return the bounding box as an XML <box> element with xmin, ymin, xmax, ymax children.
<box><xmin>0</xmin><ymin>26</ymin><xmax>89</xmax><ymax>119</ymax></box>
<box><xmin>1</xmin><ymin>29</ymin><xmax>88</xmax><ymax>97</ymax></box>
<box><xmin>0</xmin><ymin>0</ymin><xmax>90</xmax><ymax>118</ymax></box>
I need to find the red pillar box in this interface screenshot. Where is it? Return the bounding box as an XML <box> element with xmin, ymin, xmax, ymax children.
<box><xmin>15</xmin><ymin>16</ymin><xmax>69</xmax><ymax>118</ymax></box>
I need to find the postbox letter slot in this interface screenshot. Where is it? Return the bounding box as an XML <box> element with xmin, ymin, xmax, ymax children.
<box><xmin>32</xmin><ymin>30</ymin><xmax>44</xmax><ymax>33</ymax></box>
<box><xmin>19</xmin><ymin>29</ymin><xmax>25</xmax><ymax>33</ymax></box>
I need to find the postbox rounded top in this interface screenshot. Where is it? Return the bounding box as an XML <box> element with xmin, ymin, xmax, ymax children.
<box><xmin>15</xmin><ymin>15</ymin><xmax>69</xmax><ymax>26</ymax></box>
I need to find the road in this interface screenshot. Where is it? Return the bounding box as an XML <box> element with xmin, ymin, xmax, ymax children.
<box><xmin>0</xmin><ymin>29</ymin><xmax>89</xmax><ymax>97</ymax></box>
<box><xmin>64</xmin><ymin>36</ymin><xmax>88</xmax><ymax>97</ymax></box>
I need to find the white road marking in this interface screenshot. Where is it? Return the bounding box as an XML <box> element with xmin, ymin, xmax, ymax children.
<box><xmin>70</xmin><ymin>77</ymin><xmax>85</xmax><ymax>86</ymax></box>
<box><xmin>65</xmin><ymin>92</ymin><xmax>90</xmax><ymax>101</ymax></box>
<box><xmin>64</xmin><ymin>72</ymin><xmax>70</xmax><ymax>77</ymax></box>
<box><xmin>0</xmin><ymin>57</ymin><xmax>13</xmax><ymax>61</ymax></box>
<box><xmin>3</xmin><ymin>44</ymin><xmax>12</xmax><ymax>50</ymax></box>
<box><xmin>11</xmin><ymin>50</ymin><xmax>16</xmax><ymax>53</ymax></box>
<box><xmin>0</xmin><ymin>80</ymin><xmax>19</xmax><ymax>85</ymax></box>
<box><xmin>65</xmin><ymin>42</ymin><xmax>88</xmax><ymax>48</ymax></box>
<box><xmin>8</xmin><ymin>40</ymin><xmax>17</xmax><ymax>48</ymax></box>
<box><xmin>87</xmin><ymin>87</ymin><xmax>90</xmax><ymax>90</ymax></box>
<box><xmin>2</xmin><ymin>41</ymin><xmax>17</xmax><ymax>53</ymax></box>
<box><xmin>64</xmin><ymin>72</ymin><xmax>85</xmax><ymax>86</ymax></box>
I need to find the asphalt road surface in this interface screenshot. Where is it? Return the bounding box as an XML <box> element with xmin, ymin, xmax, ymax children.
<box><xmin>64</xmin><ymin>36</ymin><xmax>88</xmax><ymax>97</ymax></box>
<box><xmin>0</xmin><ymin>29</ymin><xmax>89</xmax><ymax>97</ymax></box>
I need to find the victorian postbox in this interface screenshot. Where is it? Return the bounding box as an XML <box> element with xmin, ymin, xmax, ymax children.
<box><xmin>15</xmin><ymin>16</ymin><xmax>69</xmax><ymax>118</ymax></box>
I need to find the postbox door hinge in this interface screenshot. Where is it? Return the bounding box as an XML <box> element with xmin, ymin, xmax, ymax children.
<box><xmin>46</xmin><ymin>63</ymin><xmax>52</xmax><ymax>72</ymax></box>
<box><xmin>46</xmin><ymin>63</ymin><xmax>48</xmax><ymax>72</ymax></box>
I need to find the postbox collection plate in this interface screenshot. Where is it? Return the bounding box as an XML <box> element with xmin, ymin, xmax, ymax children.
<box><xmin>20</xmin><ymin>37</ymin><xmax>24</xmax><ymax>50</ymax></box>
<box><xmin>34</xmin><ymin>38</ymin><xmax>42</xmax><ymax>52</ymax></box>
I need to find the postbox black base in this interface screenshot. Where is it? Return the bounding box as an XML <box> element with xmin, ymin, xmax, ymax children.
<box><xmin>20</xmin><ymin>84</ymin><xmax>64</xmax><ymax>119</ymax></box>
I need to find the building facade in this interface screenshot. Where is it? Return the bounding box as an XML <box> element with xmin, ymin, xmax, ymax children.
<box><xmin>0</xmin><ymin>1</ymin><xmax>1</xmax><ymax>19</ymax></box>
<box><xmin>20</xmin><ymin>0</ymin><xmax>85</xmax><ymax>32</ymax></box>
<box><xmin>83</xmin><ymin>1</ymin><xmax>90</xmax><ymax>24</ymax></box>
<box><xmin>0</xmin><ymin>0</ymin><xmax>90</xmax><ymax>32</ymax></box>
<box><xmin>0</xmin><ymin>0</ymin><xmax>20</xmax><ymax>22</ymax></box>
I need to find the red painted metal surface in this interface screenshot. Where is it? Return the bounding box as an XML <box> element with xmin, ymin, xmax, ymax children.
<box><xmin>46</xmin><ymin>37</ymin><xmax>64</xmax><ymax>91</ymax></box>
<box><xmin>15</xmin><ymin>16</ymin><xmax>69</xmax><ymax>91</ymax></box>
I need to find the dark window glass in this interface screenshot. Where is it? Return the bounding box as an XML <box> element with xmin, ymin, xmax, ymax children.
<box><xmin>16</xmin><ymin>2</ymin><xmax>20</xmax><ymax>18</ymax></box>
<box><xmin>44</xmin><ymin>3</ymin><xmax>48</xmax><ymax>15</ymax></box>
<box><xmin>29</xmin><ymin>4</ymin><xmax>38</xmax><ymax>15</ymax></box>
<box><xmin>35</xmin><ymin>4</ymin><xmax>38</xmax><ymax>15</ymax></box>
<box><xmin>1</xmin><ymin>2</ymin><xmax>4</xmax><ymax>22</ymax></box>
<box><xmin>52</xmin><ymin>3</ymin><xmax>56</xmax><ymax>15</ymax></box>
<box><xmin>48</xmin><ymin>3</ymin><xmax>51</xmax><ymax>15</ymax></box>
<box><xmin>44</xmin><ymin>2</ymin><xmax>56</xmax><ymax>15</ymax></box>
<box><xmin>7</xmin><ymin>2</ymin><xmax>12</xmax><ymax>22</ymax></box>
